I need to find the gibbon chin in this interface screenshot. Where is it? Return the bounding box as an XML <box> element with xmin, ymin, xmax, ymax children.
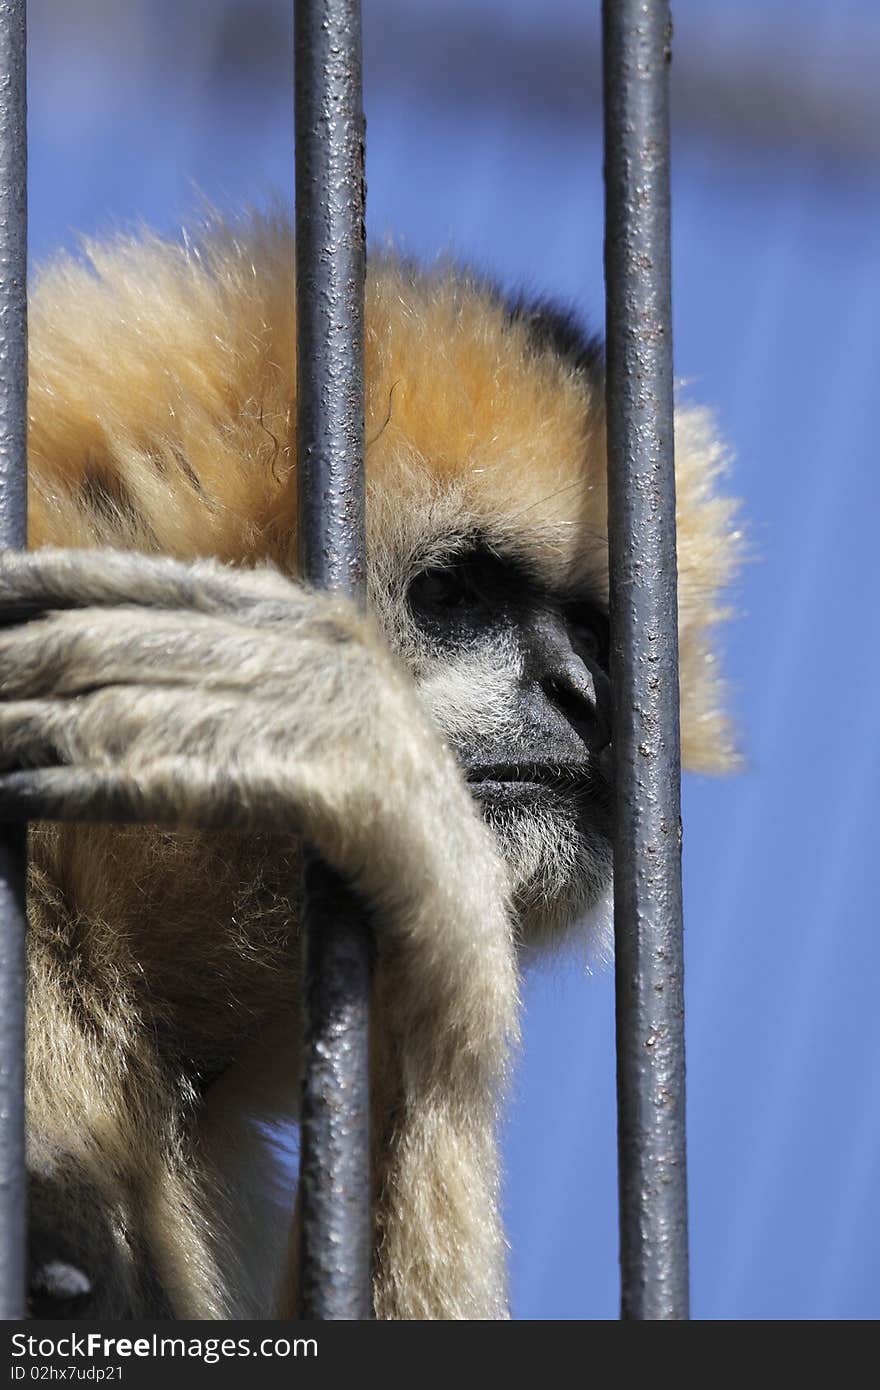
<box><xmin>5</xmin><ymin>210</ymin><xmax>739</xmax><ymax>1320</ymax></box>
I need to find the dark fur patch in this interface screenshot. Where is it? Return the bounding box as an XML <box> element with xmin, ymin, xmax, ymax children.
<box><xmin>80</xmin><ymin>466</ymin><xmax>136</xmax><ymax>526</ymax></box>
<box><xmin>506</xmin><ymin>295</ymin><xmax>605</xmax><ymax>382</ymax></box>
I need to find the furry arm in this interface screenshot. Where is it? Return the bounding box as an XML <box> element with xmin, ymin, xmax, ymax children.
<box><xmin>0</xmin><ymin>547</ymin><xmax>518</xmax><ymax>1319</ymax></box>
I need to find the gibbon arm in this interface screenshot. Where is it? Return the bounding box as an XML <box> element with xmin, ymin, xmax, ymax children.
<box><xmin>0</xmin><ymin>547</ymin><xmax>517</xmax><ymax>1319</ymax></box>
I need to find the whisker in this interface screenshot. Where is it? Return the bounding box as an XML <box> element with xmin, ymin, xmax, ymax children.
<box><xmin>367</xmin><ymin>379</ymin><xmax>401</xmax><ymax>451</ymax></box>
<box><xmin>504</xmin><ymin>478</ymin><xmax>589</xmax><ymax>524</ymax></box>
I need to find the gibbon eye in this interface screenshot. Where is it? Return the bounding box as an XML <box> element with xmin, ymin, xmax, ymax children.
<box><xmin>408</xmin><ymin>564</ymin><xmax>471</xmax><ymax>614</ymax></box>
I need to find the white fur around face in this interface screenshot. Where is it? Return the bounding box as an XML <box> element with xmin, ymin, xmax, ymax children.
<box><xmin>415</xmin><ymin>629</ymin><xmax>613</xmax><ymax>938</ymax></box>
<box><xmin>417</xmin><ymin>630</ymin><xmax>526</xmax><ymax>748</ymax></box>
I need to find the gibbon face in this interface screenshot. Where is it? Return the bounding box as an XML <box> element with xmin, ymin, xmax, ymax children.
<box><xmin>403</xmin><ymin>545</ymin><xmax>614</xmax><ymax>936</ymax></box>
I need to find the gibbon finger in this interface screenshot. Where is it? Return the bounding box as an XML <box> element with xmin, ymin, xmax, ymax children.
<box><xmin>0</xmin><ymin>600</ymin><xmax>379</xmax><ymax>704</ymax></box>
<box><xmin>0</xmin><ymin>608</ymin><xmax>300</xmax><ymax>700</ymax></box>
<box><xmin>0</xmin><ymin>548</ymin><xmax>336</xmax><ymax>633</ymax></box>
<box><xmin>0</xmin><ymin>758</ymin><xmax>281</xmax><ymax>832</ymax></box>
<box><xmin>0</xmin><ymin>765</ymin><xmax>154</xmax><ymax>826</ymax></box>
<box><xmin>0</xmin><ymin>699</ymin><xmax>87</xmax><ymax>771</ymax></box>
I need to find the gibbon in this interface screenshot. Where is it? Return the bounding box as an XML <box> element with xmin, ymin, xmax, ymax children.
<box><xmin>1</xmin><ymin>211</ymin><xmax>738</xmax><ymax>1320</ymax></box>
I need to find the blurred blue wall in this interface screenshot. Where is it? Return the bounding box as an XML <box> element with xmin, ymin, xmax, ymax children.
<box><xmin>27</xmin><ymin>0</ymin><xmax>880</xmax><ymax>1320</ymax></box>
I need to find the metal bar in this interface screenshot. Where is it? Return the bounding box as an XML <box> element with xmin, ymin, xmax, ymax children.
<box><xmin>602</xmin><ymin>0</ymin><xmax>689</xmax><ymax>1321</ymax></box>
<box><xmin>0</xmin><ymin>0</ymin><xmax>27</xmax><ymax>1323</ymax></box>
<box><xmin>294</xmin><ymin>0</ymin><xmax>371</xmax><ymax>1321</ymax></box>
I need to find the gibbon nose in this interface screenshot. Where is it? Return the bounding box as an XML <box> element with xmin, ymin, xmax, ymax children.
<box><xmin>525</xmin><ymin>610</ymin><xmax>611</xmax><ymax>752</ymax></box>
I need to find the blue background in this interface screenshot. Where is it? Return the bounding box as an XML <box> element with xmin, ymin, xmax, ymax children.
<box><xmin>28</xmin><ymin>0</ymin><xmax>880</xmax><ymax>1320</ymax></box>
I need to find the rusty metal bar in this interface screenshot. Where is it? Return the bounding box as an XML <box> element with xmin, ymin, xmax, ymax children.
<box><xmin>602</xmin><ymin>0</ymin><xmax>690</xmax><ymax>1321</ymax></box>
<box><xmin>0</xmin><ymin>0</ymin><xmax>28</xmax><ymax>1323</ymax></box>
<box><xmin>294</xmin><ymin>0</ymin><xmax>372</xmax><ymax>1321</ymax></box>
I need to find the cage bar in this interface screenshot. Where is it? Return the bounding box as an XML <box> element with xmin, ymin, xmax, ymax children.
<box><xmin>294</xmin><ymin>0</ymin><xmax>372</xmax><ymax>1321</ymax></box>
<box><xmin>602</xmin><ymin>0</ymin><xmax>690</xmax><ymax>1320</ymax></box>
<box><xmin>0</xmin><ymin>0</ymin><xmax>28</xmax><ymax>1322</ymax></box>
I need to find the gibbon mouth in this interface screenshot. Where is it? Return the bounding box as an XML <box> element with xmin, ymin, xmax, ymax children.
<box><xmin>465</xmin><ymin>762</ymin><xmax>596</xmax><ymax>792</ymax></box>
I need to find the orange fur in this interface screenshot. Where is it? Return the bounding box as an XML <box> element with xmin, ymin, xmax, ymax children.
<box><xmin>28</xmin><ymin>211</ymin><xmax>738</xmax><ymax>770</ymax></box>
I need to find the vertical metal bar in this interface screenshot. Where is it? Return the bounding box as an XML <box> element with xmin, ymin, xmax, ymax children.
<box><xmin>294</xmin><ymin>0</ymin><xmax>371</xmax><ymax>1321</ymax></box>
<box><xmin>0</xmin><ymin>0</ymin><xmax>27</xmax><ymax>1323</ymax></box>
<box><xmin>602</xmin><ymin>0</ymin><xmax>689</xmax><ymax>1321</ymax></box>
